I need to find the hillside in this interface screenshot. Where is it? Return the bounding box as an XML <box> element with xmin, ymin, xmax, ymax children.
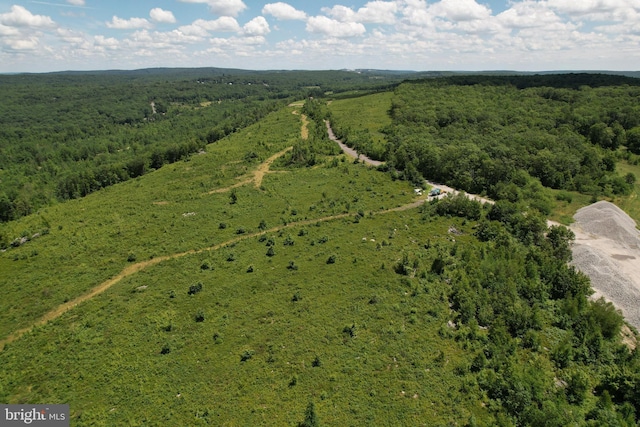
<box><xmin>1</xmin><ymin>74</ymin><xmax>640</xmax><ymax>426</ymax></box>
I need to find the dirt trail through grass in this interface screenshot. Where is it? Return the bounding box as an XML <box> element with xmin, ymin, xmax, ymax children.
<box><xmin>207</xmin><ymin>146</ymin><xmax>292</xmax><ymax>194</ymax></box>
<box><xmin>0</xmin><ymin>117</ymin><xmax>422</xmax><ymax>351</ymax></box>
<box><xmin>291</xmin><ymin>109</ymin><xmax>309</xmax><ymax>140</ymax></box>
<box><xmin>0</xmin><ymin>196</ymin><xmax>430</xmax><ymax>350</ymax></box>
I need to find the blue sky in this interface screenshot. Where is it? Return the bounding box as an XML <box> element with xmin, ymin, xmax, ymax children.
<box><xmin>0</xmin><ymin>0</ymin><xmax>639</xmax><ymax>72</ymax></box>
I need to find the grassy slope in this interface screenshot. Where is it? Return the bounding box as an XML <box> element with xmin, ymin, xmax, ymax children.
<box><xmin>0</xmin><ymin>106</ymin><xmax>413</xmax><ymax>340</ymax></box>
<box><xmin>0</xmin><ymin>104</ymin><xmax>491</xmax><ymax>425</ymax></box>
<box><xmin>613</xmin><ymin>161</ymin><xmax>640</xmax><ymax>222</ymax></box>
<box><xmin>328</xmin><ymin>92</ymin><xmax>394</xmax><ymax>158</ymax></box>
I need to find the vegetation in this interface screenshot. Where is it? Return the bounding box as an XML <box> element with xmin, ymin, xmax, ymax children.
<box><xmin>1</xmin><ymin>70</ymin><xmax>640</xmax><ymax>425</ymax></box>
<box><xmin>0</xmin><ymin>69</ymin><xmax>408</xmax><ymax>223</ymax></box>
<box><xmin>330</xmin><ymin>74</ymin><xmax>640</xmax><ymax>209</ymax></box>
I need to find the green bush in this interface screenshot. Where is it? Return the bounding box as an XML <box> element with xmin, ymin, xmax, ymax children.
<box><xmin>240</xmin><ymin>350</ymin><xmax>254</xmax><ymax>362</ymax></box>
<box><xmin>188</xmin><ymin>282</ymin><xmax>203</xmax><ymax>295</ymax></box>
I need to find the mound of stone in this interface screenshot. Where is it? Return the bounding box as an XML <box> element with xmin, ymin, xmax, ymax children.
<box><xmin>574</xmin><ymin>201</ymin><xmax>640</xmax><ymax>249</ymax></box>
<box><xmin>571</xmin><ymin>244</ymin><xmax>640</xmax><ymax>329</ymax></box>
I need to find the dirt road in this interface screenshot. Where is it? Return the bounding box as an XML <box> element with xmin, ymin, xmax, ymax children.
<box><xmin>325</xmin><ymin>121</ymin><xmax>640</xmax><ymax>331</ymax></box>
<box><xmin>325</xmin><ymin>121</ymin><xmax>383</xmax><ymax>167</ymax></box>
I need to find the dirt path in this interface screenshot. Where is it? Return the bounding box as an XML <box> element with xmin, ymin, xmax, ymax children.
<box><xmin>300</xmin><ymin>114</ymin><xmax>309</xmax><ymax>140</ymax></box>
<box><xmin>325</xmin><ymin>120</ymin><xmax>383</xmax><ymax>167</ymax></box>
<box><xmin>0</xmin><ymin>195</ymin><xmax>429</xmax><ymax>351</ymax></box>
<box><xmin>206</xmin><ymin>147</ymin><xmax>292</xmax><ymax>194</ymax></box>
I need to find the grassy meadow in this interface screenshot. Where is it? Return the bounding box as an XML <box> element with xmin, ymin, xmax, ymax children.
<box><xmin>1</xmin><ymin>103</ymin><xmax>479</xmax><ymax>425</ymax></box>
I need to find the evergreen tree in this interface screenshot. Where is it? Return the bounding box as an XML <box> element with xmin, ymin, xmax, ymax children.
<box><xmin>299</xmin><ymin>401</ymin><xmax>319</xmax><ymax>427</ymax></box>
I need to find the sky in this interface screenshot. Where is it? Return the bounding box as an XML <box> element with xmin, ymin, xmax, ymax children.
<box><xmin>0</xmin><ymin>0</ymin><xmax>639</xmax><ymax>73</ymax></box>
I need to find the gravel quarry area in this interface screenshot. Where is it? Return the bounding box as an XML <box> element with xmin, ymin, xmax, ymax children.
<box><xmin>569</xmin><ymin>201</ymin><xmax>640</xmax><ymax>330</ymax></box>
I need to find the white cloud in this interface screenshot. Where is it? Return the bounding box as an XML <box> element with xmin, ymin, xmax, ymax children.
<box><xmin>497</xmin><ymin>2</ymin><xmax>568</xmax><ymax>30</ymax></box>
<box><xmin>354</xmin><ymin>1</ymin><xmax>399</xmax><ymax>24</ymax></box>
<box><xmin>0</xmin><ymin>23</ymin><xmax>20</xmax><ymax>36</ymax></box>
<box><xmin>323</xmin><ymin>1</ymin><xmax>398</xmax><ymax>25</ymax></box>
<box><xmin>547</xmin><ymin>0</ymin><xmax>626</xmax><ymax>16</ymax></box>
<box><xmin>428</xmin><ymin>0</ymin><xmax>492</xmax><ymax>22</ymax></box>
<box><xmin>57</xmin><ymin>27</ymin><xmax>85</xmax><ymax>44</ymax></box>
<box><xmin>262</xmin><ymin>2</ymin><xmax>307</xmax><ymax>21</ymax></box>
<box><xmin>67</xmin><ymin>0</ymin><xmax>85</xmax><ymax>5</ymax></box>
<box><xmin>322</xmin><ymin>5</ymin><xmax>356</xmax><ymax>22</ymax></box>
<box><xmin>243</xmin><ymin>16</ymin><xmax>270</xmax><ymax>36</ymax></box>
<box><xmin>306</xmin><ymin>15</ymin><xmax>366</xmax><ymax>37</ymax></box>
<box><xmin>7</xmin><ymin>37</ymin><xmax>39</xmax><ymax>50</ymax></box>
<box><xmin>178</xmin><ymin>17</ymin><xmax>241</xmax><ymax>37</ymax></box>
<box><xmin>150</xmin><ymin>8</ymin><xmax>176</xmax><ymax>24</ymax></box>
<box><xmin>94</xmin><ymin>35</ymin><xmax>119</xmax><ymax>49</ymax></box>
<box><xmin>106</xmin><ymin>16</ymin><xmax>152</xmax><ymax>30</ymax></box>
<box><xmin>400</xmin><ymin>0</ymin><xmax>436</xmax><ymax>28</ymax></box>
<box><xmin>0</xmin><ymin>5</ymin><xmax>56</xmax><ymax>28</ymax></box>
<box><xmin>178</xmin><ymin>0</ymin><xmax>247</xmax><ymax>17</ymax></box>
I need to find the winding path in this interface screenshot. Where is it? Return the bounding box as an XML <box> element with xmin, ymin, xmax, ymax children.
<box><xmin>206</xmin><ymin>146</ymin><xmax>292</xmax><ymax>194</ymax></box>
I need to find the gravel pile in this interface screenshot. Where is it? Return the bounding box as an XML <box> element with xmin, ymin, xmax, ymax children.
<box><xmin>574</xmin><ymin>201</ymin><xmax>640</xmax><ymax>249</ymax></box>
<box><xmin>570</xmin><ymin>201</ymin><xmax>640</xmax><ymax>329</ymax></box>
<box><xmin>571</xmin><ymin>245</ymin><xmax>640</xmax><ymax>328</ymax></box>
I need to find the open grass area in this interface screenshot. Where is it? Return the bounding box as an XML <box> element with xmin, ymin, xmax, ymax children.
<box><xmin>0</xmin><ymin>103</ymin><xmax>491</xmax><ymax>425</ymax></box>
<box><xmin>612</xmin><ymin>161</ymin><xmax>640</xmax><ymax>224</ymax></box>
<box><xmin>1</xmin><ymin>208</ymin><xmax>483</xmax><ymax>425</ymax></box>
<box><xmin>0</xmin><ymin>105</ymin><xmax>414</xmax><ymax>341</ymax></box>
<box><xmin>328</xmin><ymin>92</ymin><xmax>394</xmax><ymax>160</ymax></box>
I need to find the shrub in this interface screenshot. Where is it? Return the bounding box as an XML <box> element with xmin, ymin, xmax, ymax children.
<box><xmin>246</xmin><ymin>265</ymin><xmax>254</xmax><ymax>273</ymax></box>
<box><xmin>227</xmin><ymin>253</ymin><xmax>236</xmax><ymax>262</ymax></box>
<box><xmin>258</xmin><ymin>219</ymin><xmax>267</xmax><ymax>230</ymax></box>
<box><xmin>218</xmin><ymin>222</ymin><xmax>227</xmax><ymax>229</ymax></box>
<box><xmin>312</xmin><ymin>355</ymin><xmax>322</xmax><ymax>367</ymax></box>
<box><xmin>240</xmin><ymin>349</ymin><xmax>254</xmax><ymax>362</ymax></box>
<box><xmin>188</xmin><ymin>282</ymin><xmax>203</xmax><ymax>295</ymax></box>
<box><xmin>343</xmin><ymin>323</ymin><xmax>356</xmax><ymax>338</ymax></box>
<box><xmin>283</xmin><ymin>235</ymin><xmax>295</xmax><ymax>246</ymax></box>
<box><xmin>326</xmin><ymin>254</ymin><xmax>336</xmax><ymax>264</ymax></box>
<box><xmin>194</xmin><ymin>310</ymin><xmax>205</xmax><ymax>322</ymax></box>
<box><xmin>200</xmin><ymin>260</ymin><xmax>212</xmax><ymax>270</ymax></box>
<box><xmin>127</xmin><ymin>253</ymin><xmax>137</xmax><ymax>262</ymax></box>
<box><xmin>160</xmin><ymin>343</ymin><xmax>171</xmax><ymax>355</ymax></box>
<box><xmin>292</xmin><ymin>292</ymin><xmax>301</xmax><ymax>302</ymax></box>
<box><xmin>236</xmin><ymin>227</ymin><xmax>246</xmax><ymax>234</ymax></box>
<box><xmin>266</xmin><ymin>246</ymin><xmax>275</xmax><ymax>257</ymax></box>
<box><xmin>287</xmin><ymin>261</ymin><xmax>298</xmax><ymax>270</ymax></box>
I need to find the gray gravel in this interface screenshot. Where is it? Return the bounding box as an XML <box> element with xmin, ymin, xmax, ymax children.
<box><xmin>570</xmin><ymin>201</ymin><xmax>640</xmax><ymax>330</ymax></box>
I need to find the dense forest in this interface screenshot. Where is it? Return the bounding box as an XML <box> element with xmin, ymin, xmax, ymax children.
<box><xmin>330</xmin><ymin>74</ymin><xmax>640</xmax><ymax>212</ymax></box>
<box><xmin>0</xmin><ymin>68</ymin><xmax>404</xmax><ymax>223</ymax></box>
